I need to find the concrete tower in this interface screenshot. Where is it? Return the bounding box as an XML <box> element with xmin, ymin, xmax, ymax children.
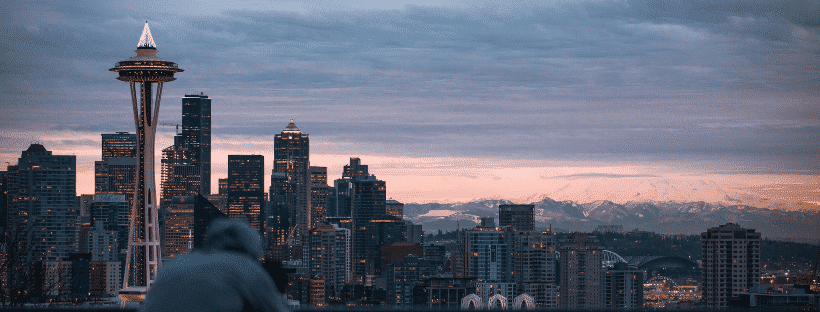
<box><xmin>109</xmin><ymin>22</ymin><xmax>183</xmax><ymax>303</ymax></box>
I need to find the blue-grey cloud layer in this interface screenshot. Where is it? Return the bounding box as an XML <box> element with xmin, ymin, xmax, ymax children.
<box><xmin>0</xmin><ymin>0</ymin><xmax>818</xmax><ymax>174</ymax></box>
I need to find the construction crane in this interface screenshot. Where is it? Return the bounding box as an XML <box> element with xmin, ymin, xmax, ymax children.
<box><xmin>158</xmin><ymin>122</ymin><xmax>182</xmax><ymax>134</ymax></box>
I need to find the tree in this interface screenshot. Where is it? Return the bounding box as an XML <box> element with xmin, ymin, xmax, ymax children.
<box><xmin>0</xmin><ymin>225</ymin><xmax>65</xmax><ymax>306</ymax></box>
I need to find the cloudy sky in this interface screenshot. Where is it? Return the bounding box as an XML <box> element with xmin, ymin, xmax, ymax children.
<box><xmin>1</xmin><ymin>0</ymin><xmax>818</xmax><ymax>207</ymax></box>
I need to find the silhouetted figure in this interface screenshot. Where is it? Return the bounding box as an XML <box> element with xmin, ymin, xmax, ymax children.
<box><xmin>142</xmin><ymin>219</ymin><xmax>291</xmax><ymax>312</ymax></box>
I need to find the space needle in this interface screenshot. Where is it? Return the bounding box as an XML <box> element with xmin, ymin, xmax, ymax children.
<box><xmin>110</xmin><ymin>22</ymin><xmax>183</xmax><ymax>304</ymax></box>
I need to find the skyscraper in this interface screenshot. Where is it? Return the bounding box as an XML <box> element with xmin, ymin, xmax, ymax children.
<box><xmin>5</xmin><ymin>144</ymin><xmax>77</xmax><ymax>261</ymax></box>
<box><xmin>701</xmin><ymin>223</ymin><xmax>761</xmax><ymax>308</ymax></box>
<box><xmin>310</xmin><ymin>166</ymin><xmax>329</xmax><ymax>227</ymax></box>
<box><xmin>110</xmin><ymin>22</ymin><xmax>183</xmax><ymax>301</ymax></box>
<box><xmin>267</xmin><ymin>172</ymin><xmax>291</xmax><ymax>261</ymax></box>
<box><xmin>514</xmin><ymin>230</ymin><xmax>558</xmax><ymax>308</ymax></box>
<box><xmin>96</xmin><ymin>132</ymin><xmax>137</xmax><ymax>204</ymax></box>
<box><xmin>227</xmin><ymin>155</ymin><xmax>265</xmax><ymax>233</ymax></box>
<box><xmin>349</xmin><ymin>171</ymin><xmax>386</xmax><ymax>281</ymax></box>
<box><xmin>462</xmin><ymin>219</ymin><xmax>515</xmax><ymax>283</ymax></box>
<box><xmin>308</xmin><ymin>224</ymin><xmax>351</xmax><ymax>303</ymax></box>
<box><xmin>181</xmin><ymin>93</ymin><xmax>211</xmax><ymax>195</ymax></box>
<box><xmin>273</xmin><ymin>120</ymin><xmax>310</xmax><ymax>248</ymax></box>
<box><xmin>160</xmin><ymin>134</ymin><xmax>200</xmax><ymax>209</ymax></box>
<box><xmin>559</xmin><ymin>233</ymin><xmax>604</xmax><ymax>309</ymax></box>
<box><xmin>499</xmin><ymin>204</ymin><xmax>534</xmax><ymax>231</ymax></box>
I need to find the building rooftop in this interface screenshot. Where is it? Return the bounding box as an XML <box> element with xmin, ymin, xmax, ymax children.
<box><xmin>282</xmin><ymin>119</ymin><xmax>301</xmax><ymax>134</ymax></box>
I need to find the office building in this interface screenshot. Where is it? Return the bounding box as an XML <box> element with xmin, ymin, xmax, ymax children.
<box><xmin>273</xmin><ymin>119</ymin><xmax>310</xmax><ymax>244</ymax></box>
<box><xmin>350</xmin><ymin>174</ymin><xmax>387</xmax><ymax>280</ymax></box>
<box><xmin>182</xmin><ymin>93</ymin><xmax>211</xmax><ymax>195</ymax></box>
<box><xmin>101</xmin><ymin>132</ymin><xmax>137</xmax><ymax>160</ymax></box>
<box><xmin>94</xmin><ymin>157</ymin><xmax>136</xmax><ymax>203</ymax></box>
<box><xmin>370</xmin><ymin>215</ymin><xmax>409</xmax><ymax>275</ymax></box>
<box><xmin>205</xmin><ymin>194</ymin><xmax>227</xmax><ymax>214</ymax></box>
<box><xmin>6</xmin><ymin>144</ymin><xmax>77</xmax><ymax>260</ymax></box>
<box><xmin>192</xmin><ymin>194</ymin><xmax>228</xmax><ymax>248</ymax></box>
<box><xmin>267</xmin><ymin>172</ymin><xmax>291</xmax><ymax>261</ymax></box>
<box><xmin>559</xmin><ymin>233</ymin><xmax>603</xmax><ymax>309</ymax></box>
<box><xmin>499</xmin><ymin>204</ymin><xmax>534</xmax><ymax>231</ymax></box>
<box><xmin>701</xmin><ymin>223</ymin><xmax>761</xmax><ymax>307</ymax></box>
<box><xmin>160</xmin><ymin>134</ymin><xmax>201</xmax><ymax>209</ymax></box>
<box><xmin>218</xmin><ymin>178</ymin><xmax>228</xmax><ymax>196</ymax></box>
<box><xmin>227</xmin><ymin>155</ymin><xmax>265</xmax><ymax>233</ymax></box>
<box><xmin>162</xmin><ymin>196</ymin><xmax>195</xmax><ymax>259</ymax></box>
<box><xmin>310</xmin><ymin>166</ymin><xmax>329</xmax><ymax>227</ymax></box>
<box><xmin>161</xmin><ymin>194</ymin><xmax>227</xmax><ymax>258</ymax></box>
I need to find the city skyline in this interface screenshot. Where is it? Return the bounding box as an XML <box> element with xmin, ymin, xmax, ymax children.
<box><xmin>1</xmin><ymin>0</ymin><xmax>819</xmax><ymax>209</ymax></box>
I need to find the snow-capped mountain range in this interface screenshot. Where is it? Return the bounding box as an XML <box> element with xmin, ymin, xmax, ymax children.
<box><xmin>404</xmin><ymin>197</ymin><xmax>820</xmax><ymax>242</ymax></box>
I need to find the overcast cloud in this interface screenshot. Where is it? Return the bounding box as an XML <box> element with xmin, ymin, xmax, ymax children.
<box><xmin>0</xmin><ymin>0</ymin><xmax>818</xmax><ymax>203</ymax></box>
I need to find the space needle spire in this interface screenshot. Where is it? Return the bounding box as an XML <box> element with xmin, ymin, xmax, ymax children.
<box><xmin>110</xmin><ymin>21</ymin><xmax>183</xmax><ymax>305</ymax></box>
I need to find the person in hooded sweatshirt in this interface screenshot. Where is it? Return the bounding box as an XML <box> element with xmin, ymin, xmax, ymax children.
<box><xmin>142</xmin><ymin>218</ymin><xmax>291</xmax><ymax>312</ymax></box>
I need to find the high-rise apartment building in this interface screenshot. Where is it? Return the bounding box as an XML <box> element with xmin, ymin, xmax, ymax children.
<box><xmin>462</xmin><ymin>219</ymin><xmax>515</xmax><ymax>283</ymax></box>
<box><xmin>101</xmin><ymin>132</ymin><xmax>137</xmax><ymax>160</ymax></box>
<box><xmin>182</xmin><ymin>93</ymin><xmax>211</xmax><ymax>195</ymax></box>
<box><xmin>701</xmin><ymin>223</ymin><xmax>761</xmax><ymax>308</ymax></box>
<box><xmin>273</xmin><ymin>119</ymin><xmax>310</xmax><ymax>244</ymax></box>
<box><xmin>514</xmin><ymin>230</ymin><xmax>558</xmax><ymax>308</ymax></box>
<box><xmin>559</xmin><ymin>233</ymin><xmax>603</xmax><ymax>309</ymax></box>
<box><xmin>310</xmin><ymin>166</ymin><xmax>329</xmax><ymax>227</ymax></box>
<box><xmin>308</xmin><ymin>224</ymin><xmax>351</xmax><ymax>303</ymax></box>
<box><xmin>6</xmin><ymin>144</ymin><xmax>77</xmax><ymax>260</ymax></box>
<box><xmin>227</xmin><ymin>155</ymin><xmax>265</xmax><ymax>233</ymax></box>
<box><xmin>499</xmin><ymin>204</ymin><xmax>534</xmax><ymax>231</ymax></box>
<box><xmin>603</xmin><ymin>262</ymin><xmax>644</xmax><ymax>309</ymax></box>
